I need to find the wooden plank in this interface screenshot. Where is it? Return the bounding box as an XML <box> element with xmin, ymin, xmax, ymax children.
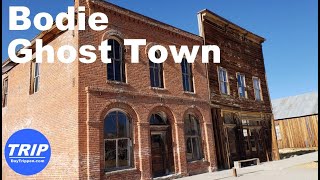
<box><xmin>276</xmin><ymin>115</ymin><xmax>318</xmax><ymax>149</ymax></box>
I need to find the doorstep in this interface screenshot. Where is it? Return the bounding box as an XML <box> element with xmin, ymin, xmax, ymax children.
<box><xmin>153</xmin><ymin>173</ymin><xmax>183</xmax><ymax>180</ymax></box>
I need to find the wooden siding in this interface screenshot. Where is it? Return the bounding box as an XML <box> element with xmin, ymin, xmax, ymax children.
<box><xmin>275</xmin><ymin>115</ymin><xmax>318</xmax><ymax>149</ymax></box>
<box><xmin>212</xmin><ymin>108</ymin><xmax>275</xmax><ymax>169</ymax></box>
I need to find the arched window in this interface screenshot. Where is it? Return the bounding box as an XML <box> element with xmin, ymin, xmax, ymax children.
<box><xmin>150</xmin><ymin>113</ymin><xmax>167</xmax><ymax>125</ymax></box>
<box><xmin>107</xmin><ymin>39</ymin><xmax>126</xmax><ymax>82</ymax></box>
<box><xmin>184</xmin><ymin>114</ymin><xmax>202</xmax><ymax>161</ymax></box>
<box><xmin>104</xmin><ymin>110</ymin><xmax>132</xmax><ymax>171</ymax></box>
<box><xmin>149</xmin><ymin>51</ymin><xmax>164</xmax><ymax>88</ymax></box>
<box><xmin>181</xmin><ymin>58</ymin><xmax>194</xmax><ymax>92</ymax></box>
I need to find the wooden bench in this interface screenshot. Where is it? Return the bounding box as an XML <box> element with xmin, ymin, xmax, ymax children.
<box><xmin>233</xmin><ymin>158</ymin><xmax>260</xmax><ymax>168</ymax></box>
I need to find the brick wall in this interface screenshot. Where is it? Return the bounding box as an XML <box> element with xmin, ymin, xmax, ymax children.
<box><xmin>2</xmin><ymin>1</ymin><xmax>278</xmax><ymax>179</ymax></box>
<box><xmin>76</xmin><ymin>1</ymin><xmax>216</xmax><ymax>179</ymax></box>
<box><xmin>2</xmin><ymin>30</ymin><xmax>79</xmax><ymax>179</ymax></box>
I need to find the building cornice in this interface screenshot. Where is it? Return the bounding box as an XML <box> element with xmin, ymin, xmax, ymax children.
<box><xmin>90</xmin><ymin>0</ymin><xmax>203</xmax><ymax>42</ymax></box>
<box><xmin>198</xmin><ymin>9</ymin><xmax>265</xmax><ymax>44</ymax></box>
<box><xmin>85</xmin><ymin>86</ymin><xmax>211</xmax><ymax>106</ymax></box>
<box><xmin>2</xmin><ymin>21</ymin><xmax>67</xmax><ymax>75</ymax></box>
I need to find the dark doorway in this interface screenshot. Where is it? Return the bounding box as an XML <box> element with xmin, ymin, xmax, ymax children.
<box><xmin>212</xmin><ymin>109</ymin><xmax>271</xmax><ymax>169</ymax></box>
<box><xmin>212</xmin><ymin>108</ymin><xmax>227</xmax><ymax>169</ymax></box>
<box><xmin>150</xmin><ymin>112</ymin><xmax>174</xmax><ymax>178</ymax></box>
<box><xmin>151</xmin><ymin>134</ymin><xmax>166</xmax><ymax>177</ymax></box>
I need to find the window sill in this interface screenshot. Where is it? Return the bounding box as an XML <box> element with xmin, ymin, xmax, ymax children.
<box><xmin>105</xmin><ymin>168</ymin><xmax>137</xmax><ymax>175</ymax></box>
<box><xmin>187</xmin><ymin>159</ymin><xmax>207</xmax><ymax>164</ymax></box>
<box><xmin>183</xmin><ymin>91</ymin><xmax>196</xmax><ymax>95</ymax></box>
<box><xmin>150</xmin><ymin>87</ymin><xmax>168</xmax><ymax>91</ymax></box>
<box><xmin>220</xmin><ymin>93</ymin><xmax>231</xmax><ymax>97</ymax></box>
<box><xmin>30</xmin><ymin>90</ymin><xmax>40</xmax><ymax>95</ymax></box>
<box><xmin>106</xmin><ymin>80</ymin><xmax>129</xmax><ymax>86</ymax></box>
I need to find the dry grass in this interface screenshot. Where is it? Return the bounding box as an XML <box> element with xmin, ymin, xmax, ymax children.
<box><xmin>289</xmin><ymin>161</ymin><xmax>318</xmax><ymax>169</ymax></box>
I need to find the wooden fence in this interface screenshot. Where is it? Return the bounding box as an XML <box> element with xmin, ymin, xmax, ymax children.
<box><xmin>275</xmin><ymin>114</ymin><xmax>318</xmax><ymax>149</ymax></box>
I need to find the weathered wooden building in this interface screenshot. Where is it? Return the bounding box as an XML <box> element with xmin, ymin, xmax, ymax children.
<box><xmin>198</xmin><ymin>10</ymin><xmax>279</xmax><ymax>169</ymax></box>
<box><xmin>272</xmin><ymin>92</ymin><xmax>318</xmax><ymax>149</ymax></box>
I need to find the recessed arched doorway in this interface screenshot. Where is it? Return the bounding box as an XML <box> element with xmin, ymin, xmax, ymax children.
<box><xmin>149</xmin><ymin>112</ymin><xmax>174</xmax><ymax>178</ymax></box>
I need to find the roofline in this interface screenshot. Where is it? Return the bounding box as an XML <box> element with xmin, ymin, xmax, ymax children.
<box><xmin>3</xmin><ymin>1</ymin><xmax>204</xmax><ymax>74</ymax></box>
<box><xmin>90</xmin><ymin>0</ymin><xmax>203</xmax><ymax>41</ymax></box>
<box><xmin>198</xmin><ymin>9</ymin><xmax>265</xmax><ymax>43</ymax></box>
<box><xmin>2</xmin><ymin>22</ymin><xmax>66</xmax><ymax>74</ymax></box>
<box><xmin>271</xmin><ymin>91</ymin><xmax>318</xmax><ymax>102</ymax></box>
<box><xmin>2</xmin><ymin>25</ymin><xmax>55</xmax><ymax>66</ymax></box>
<box><xmin>274</xmin><ymin>113</ymin><xmax>318</xmax><ymax>121</ymax></box>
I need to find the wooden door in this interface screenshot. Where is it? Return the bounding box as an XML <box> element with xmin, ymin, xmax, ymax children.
<box><xmin>151</xmin><ymin>134</ymin><xmax>166</xmax><ymax>177</ymax></box>
<box><xmin>225</xmin><ymin>126</ymin><xmax>239</xmax><ymax>168</ymax></box>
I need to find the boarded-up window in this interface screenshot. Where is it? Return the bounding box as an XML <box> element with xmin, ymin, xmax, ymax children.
<box><xmin>30</xmin><ymin>61</ymin><xmax>40</xmax><ymax>94</ymax></box>
<box><xmin>2</xmin><ymin>77</ymin><xmax>8</xmax><ymax>107</ymax></box>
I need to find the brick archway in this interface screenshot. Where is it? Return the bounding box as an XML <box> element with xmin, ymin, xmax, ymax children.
<box><xmin>182</xmin><ymin>107</ymin><xmax>204</xmax><ymax>124</ymax></box>
<box><xmin>96</xmin><ymin>102</ymin><xmax>140</xmax><ymax>178</ymax></box>
<box><xmin>99</xmin><ymin>102</ymin><xmax>138</xmax><ymax>124</ymax></box>
<box><xmin>101</xmin><ymin>28</ymin><xmax>125</xmax><ymax>45</ymax></box>
<box><xmin>182</xmin><ymin>106</ymin><xmax>208</xmax><ymax>165</ymax></box>
<box><xmin>148</xmin><ymin>105</ymin><xmax>175</xmax><ymax>126</ymax></box>
<box><xmin>147</xmin><ymin>105</ymin><xmax>177</xmax><ymax>177</ymax></box>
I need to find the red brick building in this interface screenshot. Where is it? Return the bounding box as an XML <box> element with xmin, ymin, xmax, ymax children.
<box><xmin>2</xmin><ymin>1</ymin><xmax>278</xmax><ymax>179</ymax></box>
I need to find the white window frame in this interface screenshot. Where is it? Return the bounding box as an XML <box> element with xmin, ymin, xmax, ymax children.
<box><xmin>252</xmin><ymin>77</ymin><xmax>263</xmax><ymax>101</ymax></box>
<box><xmin>104</xmin><ymin>138</ymin><xmax>132</xmax><ymax>170</ymax></box>
<box><xmin>34</xmin><ymin>62</ymin><xmax>40</xmax><ymax>93</ymax></box>
<box><xmin>107</xmin><ymin>39</ymin><xmax>126</xmax><ymax>83</ymax></box>
<box><xmin>185</xmin><ymin>114</ymin><xmax>203</xmax><ymax>162</ymax></box>
<box><xmin>236</xmin><ymin>73</ymin><xmax>247</xmax><ymax>98</ymax></box>
<box><xmin>104</xmin><ymin>110</ymin><xmax>132</xmax><ymax>171</ymax></box>
<box><xmin>218</xmin><ymin>67</ymin><xmax>230</xmax><ymax>95</ymax></box>
<box><xmin>2</xmin><ymin>77</ymin><xmax>8</xmax><ymax>107</ymax></box>
<box><xmin>243</xmin><ymin>129</ymin><xmax>248</xmax><ymax>137</ymax></box>
<box><xmin>181</xmin><ymin>58</ymin><xmax>194</xmax><ymax>92</ymax></box>
<box><xmin>149</xmin><ymin>50</ymin><xmax>164</xmax><ymax>88</ymax></box>
<box><xmin>30</xmin><ymin>61</ymin><xmax>40</xmax><ymax>94</ymax></box>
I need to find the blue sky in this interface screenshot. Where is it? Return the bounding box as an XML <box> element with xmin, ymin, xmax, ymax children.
<box><xmin>2</xmin><ymin>0</ymin><xmax>318</xmax><ymax>99</ymax></box>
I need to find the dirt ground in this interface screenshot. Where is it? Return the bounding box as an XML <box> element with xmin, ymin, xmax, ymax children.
<box><xmin>180</xmin><ymin>151</ymin><xmax>318</xmax><ymax>180</ymax></box>
<box><xmin>279</xmin><ymin>147</ymin><xmax>318</xmax><ymax>159</ymax></box>
<box><xmin>290</xmin><ymin>161</ymin><xmax>318</xmax><ymax>169</ymax></box>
